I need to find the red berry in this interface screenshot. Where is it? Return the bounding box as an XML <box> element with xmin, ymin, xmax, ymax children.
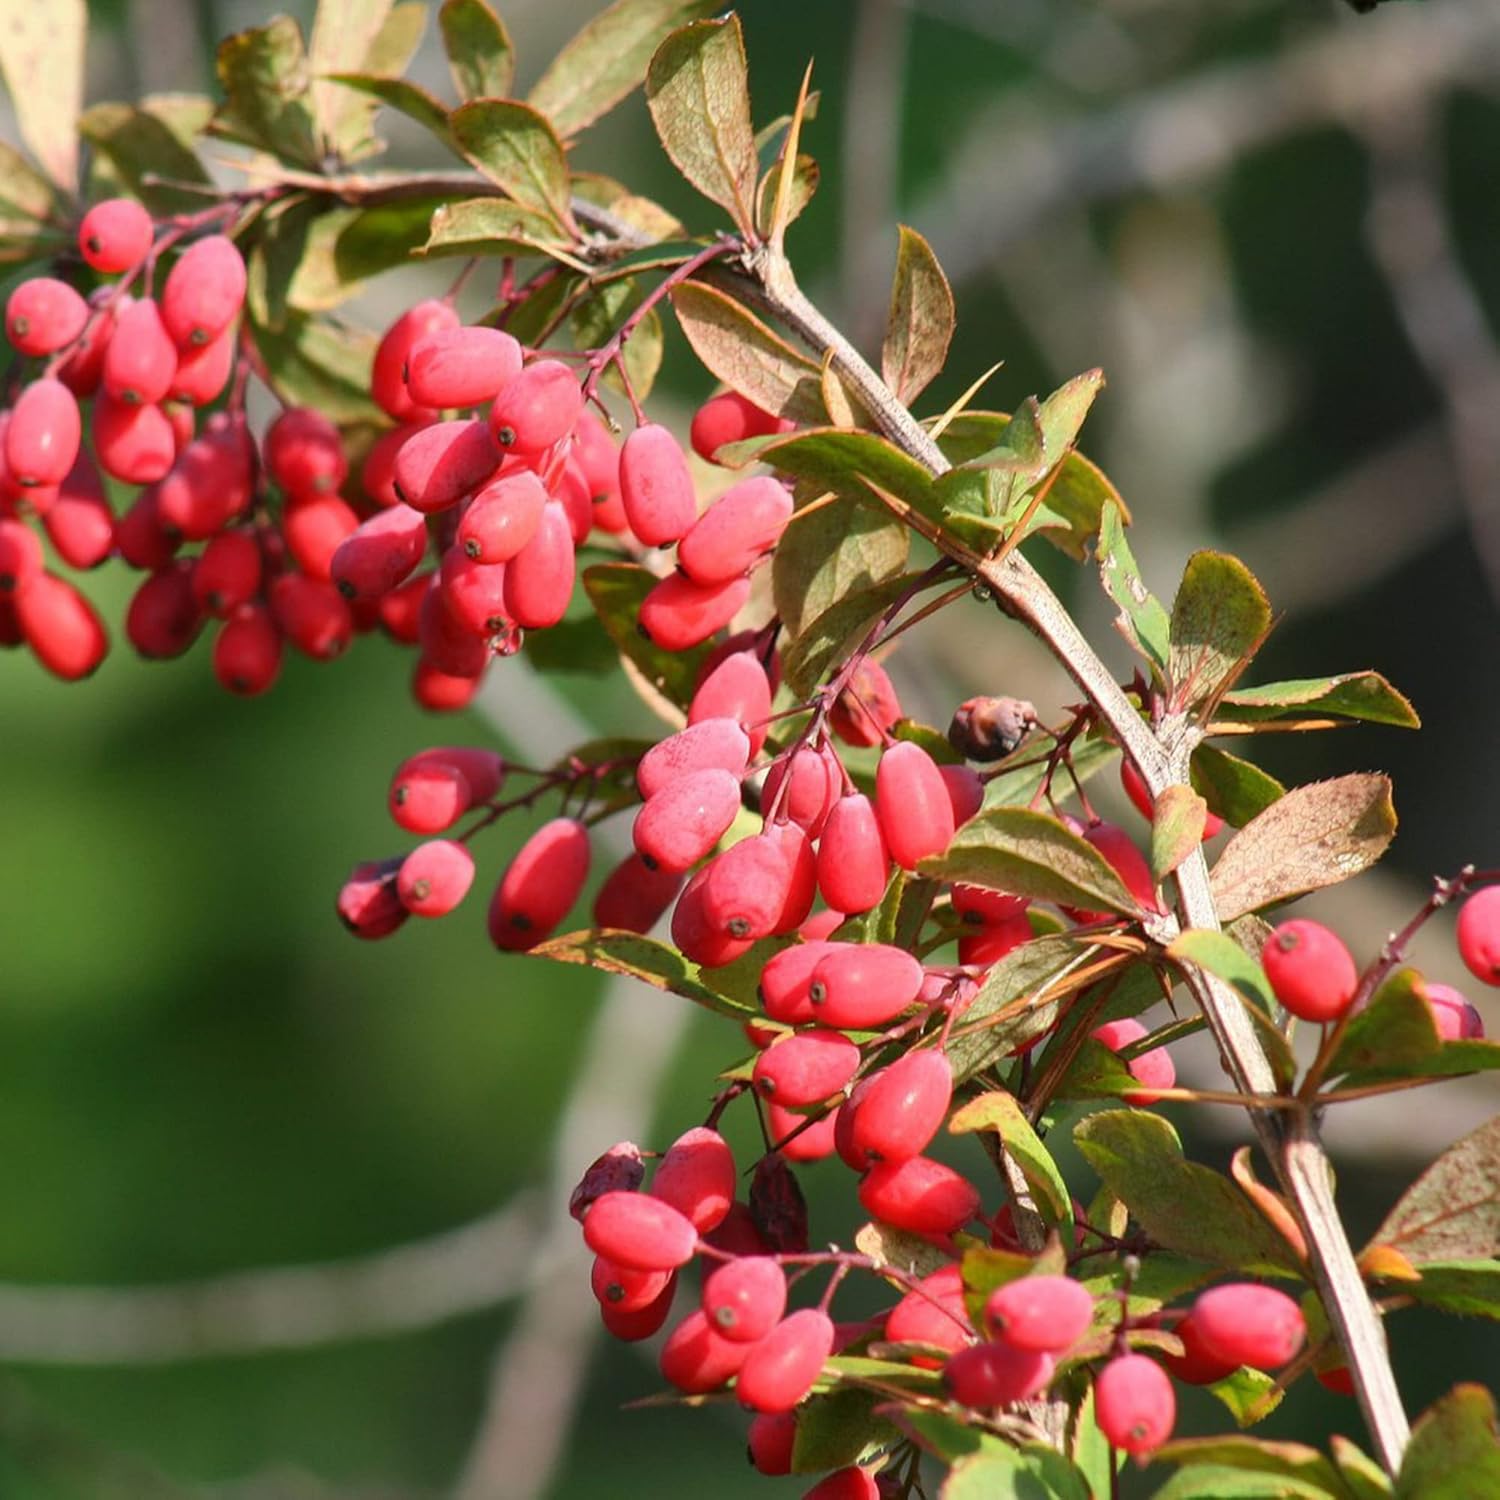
<box><xmin>660</xmin><ymin>1309</ymin><xmax>750</xmax><ymax>1393</ymax></box>
<box><xmin>767</xmin><ymin>1100</ymin><xmax>838</xmax><ymax>1162</ymax></box>
<box><xmin>458</xmin><ymin>469</ymin><xmax>548</xmax><ymax>563</ymax></box>
<box><xmin>583</xmin><ymin>1189</ymin><xmax>699</xmax><ymax>1271</ymax></box>
<box><xmin>154</xmin><ymin>422</ymin><xmax>254</xmax><ymax>540</ymax></box>
<box><xmin>1091</xmin><ymin>1018</ymin><xmax>1176</xmax><ymax>1106</ymax></box>
<box><xmin>633</xmin><ymin>766</ymin><xmax>743</xmax><ymax>873</ymax></box>
<box><xmin>829</xmin><ymin>660</ymin><xmax>902</xmax><ymax>748</ymax></box>
<box><xmin>54</xmin><ymin>298</ymin><xmax>113</xmax><ymax>397</ymax></box>
<box><xmin>1457</xmin><ymin>887</ymin><xmax>1500</xmax><ymax>987</ymax></box>
<box><xmin>701</xmin><ymin>834</ymin><xmax>791</xmax><ymax>940</ymax></box>
<box><xmin>763</xmin><ymin>746</ymin><xmax>840</xmax><ymax>836</ymax></box>
<box><xmin>746</xmin><ymin>1411</ymin><xmax>797</xmax><ymax>1476</ymax></box>
<box><xmin>332</xmin><ymin>504</ymin><xmax>430</xmax><ymax>600</ymax></box>
<box><xmin>7</xmin><ymin>379</ymin><xmax>81</xmax><ymax>488</ymax></box>
<box><xmin>689</xmin><ymin>391</ymin><xmax>787</xmax><ymax>464</ymax></box>
<box><xmin>160</xmin><ymin>235</ymin><xmax>246</xmax><ymax>348</ymax></box>
<box><xmin>943</xmin><ymin>1341</ymin><xmax>1054</xmax><ymax>1406</ymax></box>
<box><xmin>412</xmin><ymin>657</ymin><xmax>484</xmax><ymax>711</ymax></box>
<box><xmin>619</xmin><ymin>423</ymin><xmax>697</xmax><ymax>545</ymax></box>
<box><xmin>637</xmin><ymin>717</ymin><xmax>751</xmax><ymax>800</ymax></box>
<box><xmin>405</xmin><ymin>325</ymin><xmax>522</xmax><ymax>408</ymax></box>
<box><xmin>193</xmin><ymin>531</ymin><xmax>261</xmax><ymax>616</ymax></box>
<box><xmin>0</xmin><ymin>517</ymin><xmax>43</xmax><ymax>592</ymax></box>
<box><xmin>690</xmin><ymin>648</ymin><xmax>772</xmax><ymax>755</ymax></box>
<box><xmin>942</xmin><ymin>764</ymin><xmax>984</xmax><ymax>826</ymax></box>
<box><xmin>6</xmin><ymin>277</ymin><xmax>87</xmax><ymax>355</ymax></box>
<box><xmin>884</xmin><ymin>1264</ymin><xmax>972</xmax><ymax>1367</ymax></box>
<box><xmin>397</xmin><ymin>839</ymin><xmax>476</xmax><ymax>916</ymax></box>
<box><xmin>103</xmin><ymin>298</ymin><xmax>177</xmax><ymax>406</ymax></box>
<box><xmin>848</xmin><ymin>1049</ymin><xmax>953</xmax><ymax>1164</ymax></box>
<box><xmin>736</xmin><ymin>1308</ymin><xmax>834</xmax><ymax>1413</ymax></box>
<box><xmin>592</xmin><ymin>853</ymin><xmax>683</xmax><ymax>933</ymax></box>
<box><xmin>440</xmin><ymin>547</ymin><xmax>510</xmax><ymax>636</ymax></box>
<box><xmin>671</xmin><ymin>863</ymin><xmax>755</xmax><ymax>969</ymax></box>
<box><xmin>1262</xmin><ymin>919</ymin><xmax>1359</xmax><ymax>1023</ymax></box>
<box><xmin>591</xmin><ymin>1255</ymin><xmax>672</xmax><ymax>1313</ymax></box>
<box><xmin>393</xmin><ymin>418</ymin><xmax>500</xmax><ymax>514</ymax></box>
<box><xmin>270</xmin><ymin>574</ymin><xmax>353</xmax><ymax>660</ymax></box>
<box><xmin>380</xmin><ymin>568</ymin><xmax>432</xmax><ymax>643</ymax></box>
<box><xmin>677</xmin><ymin>476</ymin><xmax>791</xmax><ymax>585</ymax></box>
<box><xmin>859</xmin><ymin>1155</ymin><xmax>980</xmax><ymax>1236</ymax></box>
<box><xmin>983</xmin><ymin>1274</ymin><xmax>1094</xmax><ymax>1353</ymax></box>
<box><xmin>501</xmin><ymin>498</ymin><xmax>575</xmax><ymax>628</ymax></box>
<box><xmin>125</xmin><ymin>562</ymin><xmax>202</xmax><ymax>659</ymax></box>
<box><xmin>92</xmin><ymin>395</ymin><xmax>175</xmax><ymax>484</ymax></box>
<box><xmin>600</xmin><ymin>1272</ymin><xmax>677</xmax><ymax>1341</ymax></box>
<box><xmin>390</xmin><ymin>755</ymin><xmax>473</xmax><ymax>833</ymax></box>
<box><xmin>489</xmin><ymin>359</ymin><xmax>581</xmax><ymax>454</ymax></box>
<box><xmin>418</xmin><ymin>577</ymin><xmax>490</xmax><ymax>677</ymax></box>
<box><xmin>1095</xmin><ymin>1353</ymin><xmax>1175</xmax><ymax>1454</ymax></box>
<box><xmin>266</xmin><ymin>408</ymin><xmax>348</xmax><ymax>499</ymax></box>
<box><xmin>638</xmin><ymin>570</ymin><xmax>751</xmax><ymax>651</ymax></box>
<box><xmin>651</xmin><ymin>1125</ymin><xmax>736</xmax><ymax>1233</ymax></box>
<box><xmin>373</xmin><ymin>300</ymin><xmax>458</xmax><ymax>420</ymax></box>
<box><xmin>16</xmin><ymin>570</ymin><xmax>108</xmax><ymax>678</ymax></box>
<box><xmin>758</xmin><ymin>941</ymin><xmax>835</xmax><ymax>1025</ymax></box>
<box><xmin>807</xmin><ymin>943</ymin><xmax>923</xmax><ymax>1029</ymax></box>
<box><xmin>116</xmin><ymin>487</ymin><xmax>179</xmax><ymax>571</ymax></box>
<box><xmin>875</xmin><ymin>741</ymin><xmax>955</xmax><ymax>870</ymax></box>
<box><xmin>1079</xmin><ymin>820</ymin><xmax>1160</xmax><ymax>915</ymax></box>
<box><xmin>212</xmin><ymin>603</ymin><xmax>281</xmax><ymax>695</ymax></box>
<box><xmin>1159</xmin><ymin>1311</ymin><xmax>1239</xmax><ymax>1386</ymax></box>
<box><xmin>488</xmin><ymin>817</ymin><xmax>590</xmax><ymax>950</ymax></box>
<box><xmin>753</xmin><ymin>1029</ymin><xmax>860</xmax><ymax>1107</ymax></box>
<box><xmin>817</xmin><ymin>794</ymin><xmax>891</xmax><ymax>914</ymax></box>
<box><xmin>42</xmin><ymin>454</ymin><xmax>113</xmax><ymax>569</ymax></box>
<box><xmin>336</xmin><ymin>859</ymin><xmax>407</xmax><ymax>939</ymax></box>
<box><xmin>1426</xmin><ymin>981</ymin><xmax>1484</xmax><ymax>1041</ymax></box>
<box><xmin>284</xmin><ymin>494</ymin><xmax>359</xmax><ymax>581</ymax></box>
<box><xmin>571</xmin><ymin>407</ymin><xmax>624</xmax><ymax>525</ymax></box>
<box><xmin>953</xmin><ymin>885</ymin><xmax>1027</xmax><ymax>925</ymax></box>
<box><xmin>79</xmin><ymin>198</ymin><xmax>153</xmax><ymax>273</ymax></box>
<box><xmin>764</xmin><ymin>819</ymin><xmax>818</xmax><ymax>933</ymax></box>
<box><xmin>803</xmin><ymin>1467</ymin><xmax>879</xmax><ymax>1500</ymax></box>
<box><xmin>1190</xmin><ymin>1283</ymin><xmax>1305</xmax><ymax>1371</ymax></box>
<box><xmin>703</xmin><ymin>1256</ymin><xmax>787</xmax><ymax>1342</ymax></box>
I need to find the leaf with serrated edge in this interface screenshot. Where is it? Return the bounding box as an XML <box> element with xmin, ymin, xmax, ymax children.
<box><xmin>1152</xmin><ymin>784</ymin><xmax>1208</xmax><ymax>880</ymax></box>
<box><xmin>1217</xmin><ymin>671</ymin><xmax>1419</xmax><ymax>729</ymax></box>
<box><xmin>881</xmin><ymin>225</ymin><xmax>954</xmax><ymax>403</ymax></box>
<box><xmin>1369</xmin><ymin>1116</ymin><xmax>1500</xmax><ymax>1264</ymax></box>
<box><xmin>0</xmin><ymin>0</ymin><xmax>83</xmax><ymax>190</ymax></box>
<box><xmin>1208</xmin><ymin>773</ymin><xmax>1396</xmax><ymax>921</ymax></box>
<box><xmin>1192</xmin><ymin>743</ymin><xmax>1285</xmax><ymax>828</ymax></box>
<box><xmin>1073</xmin><ymin>1110</ymin><xmax>1304</xmax><ymax>1276</ymax></box>
<box><xmin>528</xmin><ymin>930</ymin><xmax>755</xmax><ymax>1018</ymax></box>
<box><xmin>1396</xmin><ymin>1385</ymin><xmax>1500</xmax><ymax>1500</ymax></box>
<box><xmin>439</xmin><ymin>0</ymin><xmax>514</xmax><ymax>100</ymax></box>
<box><xmin>451</xmin><ymin>99</ymin><xmax>576</xmax><ymax>232</ymax></box>
<box><xmin>213</xmin><ymin>17</ymin><xmax>320</xmax><ymax>166</ymax></box>
<box><xmin>1169</xmin><ymin>550</ymin><xmax>1272</xmax><ymax>712</ymax></box>
<box><xmin>950</xmin><ymin>1091</ymin><xmax>1071</xmax><ymax>1228</ymax></box>
<box><xmin>772</xmin><ymin>495</ymin><xmax>909</xmax><ymax>640</ymax></box>
<box><xmin>421</xmin><ymin>197</ymin><xmax>571</xmax><ymax>257</ymax></box>
<box><xmin>919</xmin><ymin>807</ymin><xmax>1138</xmax><ymax>915</ymax></box>
<box><xmin>1098</xmin><ymin>499</ymin><xmax>1170</xmax><ymax>682</ymax></box>
<box><xmin>645</xmin><ymin>16</ymin><xmax>758</xmax><ymax>233</ymax></box>
<box><xmin>670</xmin><ymin>282</ymin><xmax>825</xmax><ymax>423</ymax></box>
<box><xmin>531</xmin><ymin>0</ymin><xmax>719</xmax><ymax>140</ymax></box>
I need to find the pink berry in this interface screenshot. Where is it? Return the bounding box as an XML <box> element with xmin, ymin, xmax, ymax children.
<box><xmin>758</xmin><ymin>941</ymin><xmax>835</xmax><ymax>1025</ymax></box>
<box><xmin>6</xmin><ymin>278</ymin><xmax>88</xmax><ymax>356</ymax></box>
<box><xmin>651</xmin><ymin>1126</ymin><xmax>736</xmax><ymax>1233</ymax></box>
<box><xmin>397</xmin><ymin>839</ymin><xmax>475</xmax><ymax>916</ymax></box>
<box><xmin>676</xmin><ymin>476</ymin><xmax>791</xmax><ymax>585</ymax></box>
<box><xmin>336</xmin><ymin>859</ymin><xmax>407</xmax><ymax>940</ymax></box>
<box><xmin>1190</xmin><ymin>1283</ymin><xmax>1305</xmax><ymax>1370</ymax></box>
<box><xmin>619</xmin><ymin>423</ymin><xmax>697</xmax><ymax>545</ymax></box>
<box><xmin>6</xmin><ymin>379</ymin><xmax>81</xmax><ymax>488</ymax></box>
<box><xmin>488</xmin><ymin>817</ymin><xmax>590</xmax><ymax>951</ymax></box>
<box><xmin>817</xmin><ymin>794</ymin><xmax>891</xmax><ymax>915</ymax></box>
<box><xmin>1159</xmin><ymin>1311</ymin><xmax>1239</xmax><ymax>1386</ymax></box>
<box><xmin>753</xmin><ymin>1029</ymin><xmax>860</xmax><ymax>1107</ymax></box>
<box><xmin>875</xmin><ymin>741</ymin><xmax>955</xmax><ymax>870</ymax></box>
<box><xmin>690</xmin><ymin>649</ymin><xmax>773</xmax><ymax>755</ymax></box>
<box><xmin>488</xmin><ymin>359</ymin><xmax>581</xmax><ymax>455</ymax></box>
<box><xmin>1262</xmin><ymin>919</ymin><xmax>1359</xmax><ymax>1023</ymax></box>
<box><xmin>859</xmin><ymin>1155</ymin><xmax>980</xmax><ymax>1236</ymax></box>
<box><xmin>700</xmin><ymin>834</ymin><xmax>792</xmax><ymax>941</ymax></box>
<box><xmin>212</xmin><ymin>603</ymin><xmax>281</xmax><ymax>695</ymax></box>
<box><xmin>848</xmin><ymin>1050</ymin><xmax>953</xmax><ymax>1164</ymax></box>
<box><xmin>79</xmin><ymin>198</ymin><xmax>153</xmax><ymax>273</ymax></box>
<box><xmin>592</xmin><ymin>854</ymin><xmax>683</xmax><ymax>933</ymax></box>
<box><xmin>638</xmin><ymin>570</ymin><xmax>751</xmax><ymax>651</ymax></box>
<box><xmin>660</xmin><ymin>1309</ymin><xmax>749</xmax><ymax>1393</ymax></box>
<box><xmin>884</xmin><ymin>1263</ymin><xmax>972</xmax><ymax>1367</ymax></box>
<box><xmin>1426</xmin><ymin>981</ymin><xmax>1485</xmax><ymax>1041</ymax></box>
<box><xmin>637</xmin><ymin>717</ymin><xmax>751</xmax><ymax>800</ymax></box>
<box><xmin>270</xmin><ymin>574</ymin><xmax>353</xmax><ymax>661</ymax></box>
<box><xmin>193</xmin><ymin>531</ymin><xmax>262</xmax><ymax>617</ymax></box>
<box><xmin>91</xmin><ymin>395</ymin><xmax>175</xmax><ymax>484</ymax></box>
<box><xmin>829</xmin><ymin>660</ymin><xmax>902</xmax><ymax>748</ymax></box>
<box><xmin>689</xmin><ymin>391</ymin><xmax>787</xmax><ymax>464</ymax></box>
<box><xmin>284</xmin><ymin>494</ymin><xmax>359</xmax><ymax>581</ymax></box>
<box><xmin>807</xmin><ymin>943</ymin><xmax>923</xmax><ymax>1029</ymax></box>
<box><xmin>941</xmin><ymin>763</ymin><xmax>985</xmax><ymax>826</ymax></box>
<box><xmin>583</xmin><ymin>1190</ymin><xmax>698</xmax><ymax>1272</ymax></box>
<box><xmin>600</xmin><ymin>1272</ymin><xmax>677</xmax><ymax>1341</ymax></box>
<box><xmin>125</xmin><ymin>561</ymin><xmax>202</xmax><ymax>659</ymax></box>
<box><xmin>1095</xmin><ymin>1353</ymin><xmax>1175</xmax><ymax>1454</ymax></box>
<box><xmin>16</xmin><ymin>570</ymin><xmax>107</xmax><ymax>678</ymax></box>
<box><xmin>983</xmin><ymin>1275</ymin><xmax>1094</xmax><ymax>1353</ymax></box>
<box><xmin>458</xmin><ymin>469</ymin><xmax>548</xmax><ymax>563</ymax></box>
<box><xmin>802</xmin><ymin>1468</ymin><xmax>879</xmax><ymax>1500</ymax></box>
<box><xmin>591</xmin><ymin>1255</ymin><xmax>672</xmax><ymax>1313</ymax></box>
<box><xmin>373</xmin><ymin>300</ymin><xmax>458</xmax><ymax>421</ymax></box>
<box><xmin>736</xmin><ymin>1308</ymin><xmax>835</xmax><ymax>1413</ymax></box>
<box><xmin>1091</xmin><ymin>1017</ymin><xmax>1176</xmax><ymax>1106</ymax></box>
<box><xmin>333</xmin><ymin>504</ymin><xmax>430</xmax><ymax>600</ymax></box>
<box><xmin>1457</xmin><ymin>887</ymin><xmax>1500</xmax><ymax>987</ymax></box>
<box><xmin>766</xmin><ymin>1101</ymin><xmax>838</xmax><ymax>1162</ymax></box>
<box><xmin>160</xmin><ymin>235</ymin><xmax>246</xmax><ymax>348</ymax></box>
<box><xmin>103</xmin><ymin>299</ymin><xmax>177</xmax><ymax>407</ymax></box>
<box><xmin>670</xmin><ymin>864</ymin><xmax>755</xmax><ymax>969</ymax></box>
<box><xmin>763</xmin><ymin>746</ymin><xmax>840</xmax><ymax>836</ymax></box>
<box><xmin>764</xmin><ymin>820</ymin><xmax>818</xmax><ymax>934</ymax></box>
<box><xmin>0</xmin><ymin>517</ymin><xmax>43</xmax><ymax>593</ymax></box>
<box><xmin>746</xmin><ymin>1411</ymin><xmax>797</xmax><ymax>1476</ymax></box>
<box><xmin>500</xmin><ymin>498</ymin><xmax>575</xmax><ymax>628</ymax></box>
<box><xmin>702</xmin><ymin>1256</ymin><xmax>787</xmax><ymax>1342</ymax></box>
<box><xmin>405</xmin><ymin>325</ymin><xmax>522</xmax><ymax>408</ymax></box>
<box><xmin>943</xmin><ymin>1341</ymin><xmax>1054</xmax><ymax>1406</ymax></box>
<box><xmin>633</xmin><ymin>767</ymin><xmax>743</xmax><ymax>873</ymax></box>
<box><xmin>393</xmin><ymin>418</ymin><xmax>501</xmax><ymax>514</ymax></box>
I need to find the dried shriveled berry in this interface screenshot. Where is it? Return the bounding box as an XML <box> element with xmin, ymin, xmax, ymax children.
<box><xmin>829</xmin><ymin>660</ymin><xmax>902</xmax><ymax>748</ymax></box>
<box><xmin>948</xmin><ymin>695</ymin><xmax>1035</xmax><ymax>761</ymax></box>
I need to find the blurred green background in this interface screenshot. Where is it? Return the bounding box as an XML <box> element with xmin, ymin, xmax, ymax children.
<box><xmin>3</xmin><ymin>0</ymin><xmax>1500</xmax><ymax>1495</ymax></box>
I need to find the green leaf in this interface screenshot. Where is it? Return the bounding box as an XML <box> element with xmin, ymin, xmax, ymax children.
<box><xmin>1098</xmin><ymin>499</ymin><xmax>1171</xmax><ymax>682</ymax></box>
<box><xmin>251</xmin><ymin>312</ymin><xmax>382</xmax><ymax>425</ymax></box>
<box><xmin>755</xmin><ymin>152</ymin><xmax>819</xmax><ymax>238</ymax></box>
<box><xmin>1397</xmin><ymin>1385</ymin><xmax>1500</xmax><ymax>1499</ymax></box>
<box><xmin>645</xmin><ymin>16</ymin><xmax>759</xmax><ymax>234</ymax></box>
<box><xmin>898</xmin><ymin>1406</ymin><xmax>1015</xmax><ymax>1464</ymax></box>
<box><xmin>1206</xmin><ymin>1368</ymin><xmax>1285</xmax><ymax>1430</ymax></box>
<box><xmin>361</xmin><ymin>1</ymin><xmax>428</xmax><ymax>80</ymax></box>
<box><xmin>528</xmin><ymin>930</ymin><xmax>756</xmax><ymax>1019</ymax></box>
<box><xmin>421</xmin><ymin>196</ymin><xmax>572</xmax><ymax>258</ymax></box>
<box><xmin>1327</xmin><ymin>968</ymin><xmax>1440</xmax><ymax>1080</ymax></box>
<box><xmin>582</xmin><ymin>563</ymin><xmax>710</xmax><ymax>713</ymax></box>
<box><xmin>881</xmin><ymin>225</ymin><xmax>954</xmax><ymax>403</ymax></box>
<box><xmin>1150</xmin><ymin>1467</ymin><xmax>1337</xmax><ymax>1499</ymax></box>
<box><xmin>1155</xmin><ymin>1437</ymin><xmax>1345</xmax><ymax>1496</ymax></box>
<box><xmin>1073</xmin><ymin>1111</ymin><xmax>1305</xmax><ymax>1276</ymax></box>
<box><xmin>1208</xmin><ymin>773</ymin><xmax>1397</xmax><ymax>921</ymax></box>
<box><xmin>950</xmin><ymin>1091</ymin><xmax>1072</xmax><ymax>1230</ymax></box>
<box><xmin>1078</xmin><ymin>1253</ymin><xmax>1217</xmax><ymax>1318</ymax></box>
<box><xmin>772</xmin><ymin>495</ymin><xmax>910</xmax><ymax>641</ymax></box>
<box><xmin>1191</xmin><ymin>744</ymin><xmax>1285</xmax><ymax>828</ymax></box>
<box><xmin>1051</xmin><ymin>1037</ymin><xmax>1151</xmax><ymax>1103</ymax></box>
<box><xmin>780</xmin><ymin>572</ymin><xmax>917</xmax><ymax>699</ymax></box>
<box><xmin>855</xmin><ymin>1220</ymin><xmax>958</xmax><ymax>1282</ymax></box>
<box><xmin>530</xmin><ymin>0</ymin><xmax>720</xmax><ymax>140</ymax></box>
<box><xmin>789</xmin><ymin>1387</ymin><xmax>898</xmax><ymax>1474</ymax></box>
<box><xmin>919</xmin><ymin>807</ymin><xmax>1140</xmax><ymax>915</ymax></box>
<box><xmin>1216</xmin><ymin>672</ymin><xmax>1419</xmax><ymax>730</ymax></box>
<box><xmin>0</xmin><ymin>0</ymin><xmax>84</xmax><ymax>191</ymax></box>
<box><xmin>334</xmin><ymin>195</ymin><xmax>458</xmax><ymax>281</ymax></box>
<box><xmin>1393</xmin><ymin>1260</ymin><xmax>1500</xmax><ymax>1320</ymax></box>
<box><xmin>942</xmin><ymin>1447</ymin><xmax>1091</xmax><ymax>1500</ymax></box>
<box><xmin>439</xmin><ymin>0</ymin><xmax>514</xmax><ymax>101</ymax></box>
<box><xmin>1169</xmin><ymin>551</ymin><xmax>1272</xmax><ymax>711</ymax></box>
<box><xmin>1152</xmin><ymin>784</ymin><xmax>1208</xmax><ymax>880</ymax></box>
<box><xmin>1167</xmin><ymin>929</ymin><xmax>1274</xmax><ymax>1012</ymax></box>
<box><xmin>325</xmin><ymin>73</ymin><xmax>457</xmax><ymax>152</ymax></box>
<box><xmin>0</xmin><ymin>140</ymin><xmax>58</xmax><ymax>224</ymax></box>
<box><xmin>745</xmin><ymin>426</ymin><xmax>938</xmax><ymax>512</ymax></box>
<box><xmin>1369</xmin><ymin>1116</ymin><xmax>1500</xmax><ymax>1264</ymax></box>
<box><xmin>570</xmin><ymin>278</ymin><xmax>663</xmax><ymax>403</ymax></box>
<box><xmin>213</xmin><ymin>16</ymin><xmax>321</xmax><ymax>167</ymax></box>
<box><xmin>450</xmin><ymin>99</ymin><xmax>576</xmax><ymax>232</ymax></box>
<box><xmin>308</xmin><ymin>0</ymin><xmax>397</xmax><ymax>155</ymax></box>
<box><xmin>1331</xmin><ymin>1437</ymin><xmax>1393</xmax><ymax>1500</ymax></box>
<box><xmin>670</xmin><ymin>282</ymin><xmax>825</xmax><ymax>424</ymax></box>
<box><xmin>78</xmin><ymin>101</ymin><xmax>212</xmax><ymax>215</ymax></box>
<box><xmin>982</xmin><ymin>735</ymin><xmax>1116</xmax><ymax>812</ymax></box>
